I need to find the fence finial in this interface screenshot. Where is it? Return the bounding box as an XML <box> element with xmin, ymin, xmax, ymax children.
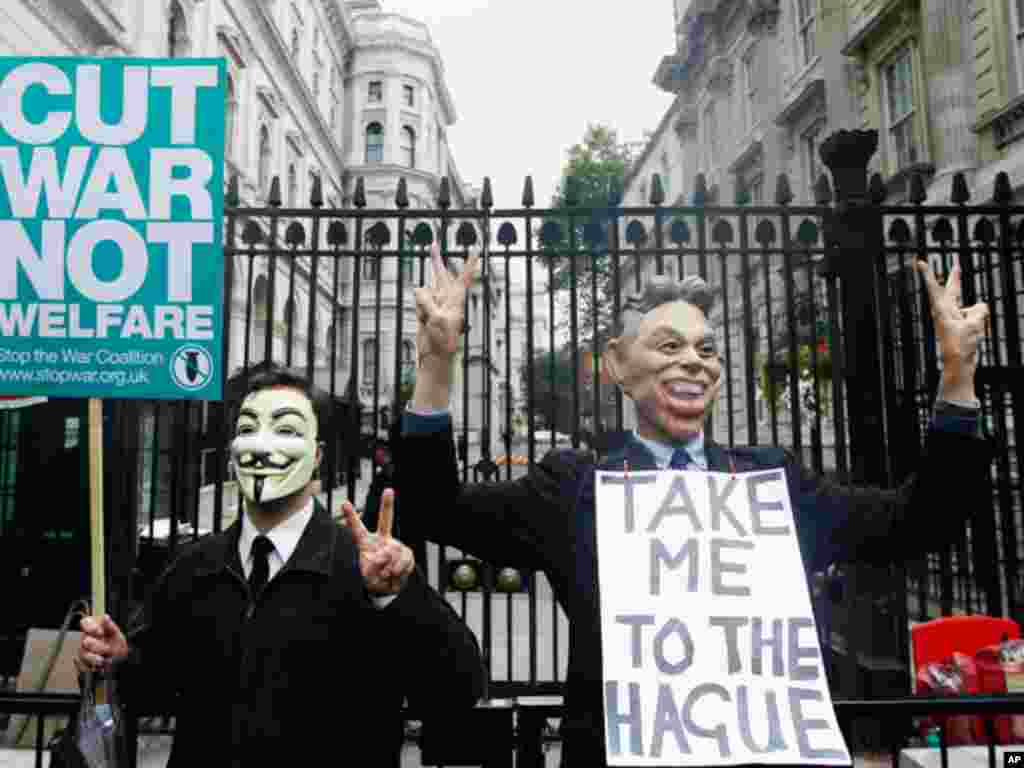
<box><xmin>353</xmin><ymin>177</ymin><xmax>366</xmax><ymax>209</ymax></box>
<box><xmin>227</xmin><ymin>174</ymin><xmax>240</xmax><ymax>207</ymax></box>
<box><xmin>481</xmin><ymin>177</ymin><xmax>494</xmax><ymax>210</ymax></box>
<box><xmin>650</xmin><ymin>173</ymin><xmax>665</xmax><ymax>206</ymax></box>
<box><xmin>396</xmin><ymin>177</ymin><xmax>409</xmax><ymax>209</ymax></box>
<box><xmin>310</xmin><ymin>173</ymin><xmax>323</xmax><ymax>208</ymax></box>
<box><xmin>994</xmin><ymin>171</ymin><xmax>1013</xmax><ymax>204</ymax></box>
<box><xmin>693</xmin><ymin>173</ymin><xmax>708</xmax><ymax>206</ymax></box>
<box><xmin>774</xmin><ymin>173</ymin><xmax>793</xmax><ymax>205</ymax></box>
<box><xmin>908</xmin><ymin>172</ymin><xmax>927</xmax><ymax>204</ymax></box>
<box><xmin>869</xmin><ymin>173</ymin><xmax>887</xmax><ymax>204</ymax></box>
<box><xmin>438</xmin><ymin>177</ymin><xmax>452</xmax><ymax>210</ymax></box>
<box><xmin>951</xmin><ymin>171</ymin><xmax>970</xmax><ymax>205</ymax></box>
<box><xmin>521</xmin><ymin>176</ymin><xmax>534</xmax><ymax>208</ymax></box>
<box><xmin>268</xmin><ymin>176</ymin><xmax>282</xmax><ymax>207</ymax></box>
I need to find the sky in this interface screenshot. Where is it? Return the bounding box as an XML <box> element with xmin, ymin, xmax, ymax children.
<box><xmin>384</xmin><ymin>0</ymin><xmax>677</xmax><ymax>210</ymax></box>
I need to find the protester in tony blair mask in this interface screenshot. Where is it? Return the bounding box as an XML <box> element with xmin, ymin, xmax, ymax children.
<box><xmin>77</xmin><ymin>365</ymin><xmax>483</xmax><ymax>768</ymax></box>
<box><xmin>393</xmin><ymin>245</ymin><xmax>993</xmax><ymax>768</ymax></box>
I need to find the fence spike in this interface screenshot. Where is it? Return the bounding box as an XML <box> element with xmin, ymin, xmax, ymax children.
<box><xmin>994</xmin><ymin>171</ymin><xmax>1013</xmax><ymax>204</ymax></box>
<box><xmin>951</xmin><ymin>171</ymin><xmax>971</xmax><ymax>204</ymax></box>
<box><xmin>650</xmin><ymin>173</ymin><xmax>666</xmax><ymax>206</ymax></box>
<box><xmin>909</xmin><ymin>172</ymin><xmax>927</xmax><ymax>204</ymax></box>
<box><xmin>310</xmin><ymin>173</ymin><xmax>323</xmax><ymax>208</ymax></box>
<box><xmin>869</xmin><ymin>173</ymin><xmax>887</xmax><ymax>204</ymax></box>
<box><xmin>813</xmin><ymin>172</ymin><xmax>832</xmax><ymax>205</ymax></box>
<box><xmin>693</xmin><ymin>173</ymin><xmax>708</xmax><ymax>206</ymax></box>
<box><xmin>268</xmin><ymin>176</ymin><xmax>282</xmax><ymax>207</ymax></box>
<box><xmin>608</xmin><ymin>177</ymin><xmax>623</xmax><ymax>207</ymax></box>
<box><xmin>521</xmin><ymin>176</ymin><xmax>534</xmax><ymax>208</ymax></box>
<box><xmin>480</xmin><ymin>176</ymin><xmax>494</xmax><ymax>209</ymax></box>
<box><xmin>226</xmin><ymin>174</ymin><xmax>240</xmax><ymax>207</ymax></box>
<box><xmin>438</xmin><ymin>177</ymin><xmax>451</xmax><ymax>209</ymax></box>
<box><xmin>395</xmin><ymin>177</ymin><xmax>409</xmax><ymax>209</ymax></box>
<box><xmin>353</xmin><ymin>177</ymin><xmax>366</xmax><ymax>208</ymax></box>
<box><xmin>774</xmin><ymin>173</ymin><xmax>793</xmax><ymax>205</ymax></box>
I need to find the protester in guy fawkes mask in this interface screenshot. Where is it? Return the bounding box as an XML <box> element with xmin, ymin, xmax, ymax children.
<box><xmin>394</xmin><ymin>244</ymin><xmax>993</xmax><ymax>768</ymax></box>
<box><xmin>77</xmin><ymin>365</ymin><xmax>483</xmax><ymax>768</ymax></box>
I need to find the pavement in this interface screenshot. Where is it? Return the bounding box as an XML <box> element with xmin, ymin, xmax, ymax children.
<box><xmin>0</xmin><ymin>742</ymin><xmax>901</xmax><ymax>768</ymax></box>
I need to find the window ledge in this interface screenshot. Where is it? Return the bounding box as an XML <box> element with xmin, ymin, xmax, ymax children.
<box><xmin>974</xmin><ymin>94</ymin><xmax>1024</xmax><ymax>150</ymax></box>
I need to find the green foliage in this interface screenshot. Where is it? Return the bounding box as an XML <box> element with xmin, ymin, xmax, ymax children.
<box><xmin>538</xmin><ymin>124</ymin><xmax>637</xmax><ymax>346</ymax></box>
<box><xmin>759</xmin><ymin>342</ymin><xmax>833</xmax><ymax>415</ymax></box>
<box><xmin>519</xmin><ymin>343</ymin><xmax>616</xmax><ymax>434</ymax></box>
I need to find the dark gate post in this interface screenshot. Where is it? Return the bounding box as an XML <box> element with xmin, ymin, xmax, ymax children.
<box><xmin>820</xmin><ymin>130</ymin><xmax>889</xmax><ymax>486</ymax></box>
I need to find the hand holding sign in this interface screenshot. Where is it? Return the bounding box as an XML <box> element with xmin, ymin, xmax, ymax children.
<box><xmin>341</xmin><ymin>489</ymin><xmax>414</xmax><ymax>595</ymax></box>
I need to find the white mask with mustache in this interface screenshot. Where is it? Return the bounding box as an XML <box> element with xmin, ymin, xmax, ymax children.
<box><xmin>231</xmin><ymin>388</ymin><xmax>319</xmax><ymax>505</ymax></box>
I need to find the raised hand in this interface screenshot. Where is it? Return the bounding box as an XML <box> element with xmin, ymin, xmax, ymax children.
<box><xmin>414</xmin><ymin>242</ymin><xmax>481</xmax><ymax>366</ymax></box>
<box><xmin>915</xmin><ymin>259</ymin><xmax>989</xmax><ymax>402</ymax></box>
<box><xmin>341</xmin><ymin>489</ymin><xmax>414</xmax><ymax>595</ymax></box>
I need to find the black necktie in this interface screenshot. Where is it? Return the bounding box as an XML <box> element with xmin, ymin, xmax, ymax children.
<box><xmin>248</xmin><ymin>535</ymin><xmax>274</xmax><ymax>597</ymax></box>
<box><xmin>669</xmin><ymin>447</ymin><xmax>692</xmax><ymax>470</ymax></box>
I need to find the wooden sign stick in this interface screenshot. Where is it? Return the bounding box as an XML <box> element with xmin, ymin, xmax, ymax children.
<box><xmin>87</xmin><ymin>397</ymin><xmax>107</xmax><ymax>704</ymax></box>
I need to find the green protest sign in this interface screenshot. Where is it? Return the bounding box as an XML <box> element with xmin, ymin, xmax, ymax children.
<box><xmin>0</xmin><ymin>57</ymin><xmax>225</xmax><ymax>400</ymax></box>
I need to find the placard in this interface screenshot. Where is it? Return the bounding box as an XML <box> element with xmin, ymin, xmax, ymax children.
<box><xmin>594</xmin><ymin>468</ymin><xmax>852</xmax><ymax>766</ymax></box>
<box><xmin>0</xmin><ymin>57</ymin><xmax>225</xmax><ymax>400</ymax></box>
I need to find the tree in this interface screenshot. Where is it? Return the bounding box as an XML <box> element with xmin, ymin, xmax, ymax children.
<box><xmin>538</xmin><ymin>124</ymin><xmax>636</xmax><ymax>347</ymax></box>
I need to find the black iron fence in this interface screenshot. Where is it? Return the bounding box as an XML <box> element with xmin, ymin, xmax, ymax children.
<box><xmin>4</xmin><ymin>128</ymin><xmax>1024</xmax><ymax>757</ymax></box>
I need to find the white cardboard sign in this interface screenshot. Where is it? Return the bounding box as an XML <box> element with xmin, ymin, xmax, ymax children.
<box><xmin>594</xmin><ymin>468</ymin><xmax>852</xmax><ymax>766</ymax></box>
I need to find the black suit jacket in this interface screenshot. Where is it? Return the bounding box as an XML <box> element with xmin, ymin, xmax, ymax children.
<box><xmin>118</xmin><ymin>502</ymin><xmax>484</xmax><ymax>768</ymax></box>
<box><xmin>395</xmin><ymin>424</ymin><xmax>993</xmax><ymax>767</ymax></box>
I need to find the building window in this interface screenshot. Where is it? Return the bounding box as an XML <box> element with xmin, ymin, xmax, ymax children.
<box><xmin>749</xmin><ymin>175</ymin><xmax>763</xmax><ymax>204</ymax></box>
<box><xmin>258</xmin><ymin>125</ymin><xmax>272</xmax><ymax>197</ymax></box>
<box><xmin>883</xmin><ymin>46</ymin><xmax>919</xmax><ymax>172</ymax></box>
<box><xmin>803</xmin><ymin>121</ymin><xmax>824</xmax><ymax>197</ymax></box>
<box><xmin>168</xmin><ymin>1</ymin><xmax>189</xmax><ymax>58</ymax></box>
<box><xmin>742</xmin><ymin>47</ymin><xmax>757</xmax><ymax>132</ymax></box>
<box><xmin>368</xmin><ymin>80</ymin><xmax>382</xmax><ymax>102</ymax></box>
<box><xmin>366</xmin><ymin>122</ymin><xmax>384</xmax><ymax>163</ymax></box>
<box><xmin>288</xmin><ymin>164</ymin><xmax>298</xmax><ymax>206</ymax></box>
<box><xmin>403</xmin><ymin>84</ymin><xmax>415</xmax><ymax>107</ymax></box>
<box><xmin>225</xmin><ymin>74</ymin><xmax>237</xmax><ymax>159</ymax></box>
<box><xmin>401</xmin><ymin>126</ymin><xmax>416</xmax><ymax>168</ymax></box>
<box><xmin>795</xmin><ymin>0</ymin><xmax>816</xmax><ymax>66</ymax></box>
<box><xmin>362</xmin><ymin>339</ymin><xmax>377</xmax><ymax>385</ymax></box>
<box><xmin>362</xmin><ymin>257</ymin><xmax>378</xmax><ymax>281</ymax></box>
<box><xmin>401</xmin><ymin>256</ymin><xmax>414</xmax><ymax>285</ymax></box>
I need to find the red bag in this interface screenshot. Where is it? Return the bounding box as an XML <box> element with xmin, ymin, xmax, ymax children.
<box><xmin>915</xmin><ymin>652</ymin><xmax>986</xmax><ymax>745</ymax></box>
<box><xmin>974</xmin><ymin>639</ymin><xmax>1024</xmax><ymax>744</ymax></box>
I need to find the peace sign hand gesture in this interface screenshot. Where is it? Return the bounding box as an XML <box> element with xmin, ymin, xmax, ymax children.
<box><xmin>414</xmin><ymin>242</ymin><xmax>481</xmax><ymax>366</ymax></box>
<box><xmin>915</xmin><ymin>259</ymin><xmax>989</xmax><ymax>403</ymax></box>
<box><xmin>341</xmin><ymin>489</ymin><xmax>414</xmax><ymax>595</ymax></box>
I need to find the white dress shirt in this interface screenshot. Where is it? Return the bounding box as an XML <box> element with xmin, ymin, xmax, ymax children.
<box><xmin>238</xmin><ymin>498</ymin><xmax>315</xmax><ymax>583</ymax></box>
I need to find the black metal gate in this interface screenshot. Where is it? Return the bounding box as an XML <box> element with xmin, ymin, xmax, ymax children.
<box><xmin>76</xmin><ymin>129</ymin><xmax>1023</xmax><ymax>713</ymax></box>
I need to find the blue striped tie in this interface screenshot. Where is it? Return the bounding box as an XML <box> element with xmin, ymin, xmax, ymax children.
<box><xmin>669</xmin><ymin>448</ymin><xmax>692</xmax><ymax>470</ymax></box>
